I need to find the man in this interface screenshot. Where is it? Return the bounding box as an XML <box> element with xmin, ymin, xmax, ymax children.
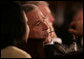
<box><xmin>20</xmin><ymin>1</ymin><xmax>58</xmax><ymax>43</ymax></box>
<box><xmin>21</xmin><ymin>1</ymin><xmax>63</xmax><ymax>58</ymax></box>
<box><xmin>22</xmin><ymin>4</ymin><xmax>50</xmax><ymax>58</ymax></box>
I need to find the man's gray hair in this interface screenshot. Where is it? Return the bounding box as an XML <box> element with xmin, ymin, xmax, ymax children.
<box><xmin>21</xmin><ymin>4</ymin><xmax>38</xmax><ymax>13</ymax></box>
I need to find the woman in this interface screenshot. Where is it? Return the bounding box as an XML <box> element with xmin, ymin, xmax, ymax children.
<box><xmin>1</xmin><ymin>2</ymin><xmax>31</xmax><ymax>58</ymax></box>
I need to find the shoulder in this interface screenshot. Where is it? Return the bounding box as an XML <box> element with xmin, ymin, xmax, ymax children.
<box><xmin>1</xmin><ymin>46</ymin><xmax>32</xmax><ymax>58</ymax></box>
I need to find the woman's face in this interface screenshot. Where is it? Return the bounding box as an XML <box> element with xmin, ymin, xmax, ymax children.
<box><xmin>22</xmin><ymin>11</ymin><xmax>30</xmax><ymax>42</ymax></box>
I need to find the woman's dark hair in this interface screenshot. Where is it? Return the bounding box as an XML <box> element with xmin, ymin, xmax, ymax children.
<box><xmin>1</xmin><ymin>2</ymin><xmax>26</xmax><ymax>49</ymax></box>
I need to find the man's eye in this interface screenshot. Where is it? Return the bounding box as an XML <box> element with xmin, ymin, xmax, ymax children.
<box><xmin>35</xmin><ymin>21</ymin><xmax>41</xmax><ymax>26</ymax></box>
<box><xmin>43</xmin><ymin>16</ymin><xmax>46</xmax><ymax>19</ymax></box>
<box><xmin>42</xmin><ymin>16</ymin><xmax>46</xmax><ymax>21</ymax></box>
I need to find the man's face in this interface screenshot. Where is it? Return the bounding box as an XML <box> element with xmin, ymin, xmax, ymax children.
<box><xmin>68</xmin><ymin>9</ymin><xmax>83</xmax><ymax>36</ymax></box>
<box><xmin>26</xmin><ymin>8</ymin><xmax>49</xmax><ymax>39</ymax></box>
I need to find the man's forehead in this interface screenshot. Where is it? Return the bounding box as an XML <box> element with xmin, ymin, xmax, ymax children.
<box><xmin>26</xmin><ymin>11</ymin><xmax>44</xmax><ymax>20</ymax></box>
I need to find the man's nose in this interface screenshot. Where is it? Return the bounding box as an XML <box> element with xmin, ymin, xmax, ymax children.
<box><xmin>49</xmin><ymin>14</ymin><xmax>54</xmax><ymax>22</ymax></box>
<box><xmin>42</xmin><ymin>22</ymin><xmax>48</xmax><ymax>31</ymax></box>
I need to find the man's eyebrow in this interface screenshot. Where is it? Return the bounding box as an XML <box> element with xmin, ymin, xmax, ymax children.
<box><xmin>34</xmin><ymin>16</ymin><xmax>46</xmax><ymax>26</ymax></box>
